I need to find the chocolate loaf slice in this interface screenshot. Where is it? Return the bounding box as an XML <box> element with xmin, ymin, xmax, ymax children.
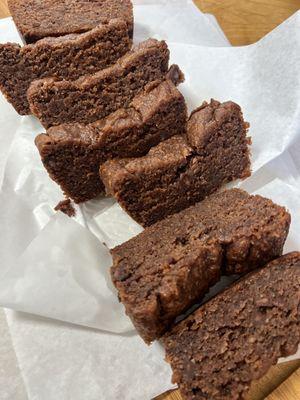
<box><xmin>8</xmin><ymin>0</ymin><xmax>133</xmax><ymax>43</ymax></box>
<box><xmin>28</xmin><ymin>39</ymin><xmax>170</xmax><ymax>128</ymax></box>
<box><xmin>110</xmin><ymin>189</ymin><xmax>290</xmax><ymax>343</ymax></box>
<box><xmin>163</xmin><ymin>252</ymin><xmax>300</xmax><ymax>400</ymax></box>
<box><xmin>0</xmin><ymin>20</ymin><xmax>131</xmax><ymax>115</ymax></box>
<box><xmin>35</xmin><ymin>79</ymin><xmax>187</xmax><ymax>203</ymax></box>
<box><xmin>100</xmin><ymin>100</ymin><xmax>251</xmax><ymax>226</ymax></box>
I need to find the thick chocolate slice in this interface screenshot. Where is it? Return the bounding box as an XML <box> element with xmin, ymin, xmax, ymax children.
<box><xmin>8</xmin><ymin>0</ymin><xmax>133</xmax><ymax>43</ymax></box>
<box><xmin>111</xmin><ymin>189</ymin><xmax>290</xmax><ymax>343</ymax></box>
<box><xmin>163</xmin><ymin>252</ymin><xmax>300</xmax><ymax>400</ymax></box>
<box><xmin>0</xmin><ymin>20</ymin><xmax>131</xmax><ymax>115</ymax></box>
<box><xmin>28</xmin><ymin>39</ymin><xmax>170</xmax><ymax>127</ymax></box>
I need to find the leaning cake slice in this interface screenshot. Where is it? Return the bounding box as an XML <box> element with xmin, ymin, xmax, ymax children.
<box><xmin>0</xmin><ymin>20</ymin><xmax>131</xmax><ymax>115</ymax></box>
<box><xmin>8</xmin><ymin>0</ymin><xmax>133</xmax><ymax>43</ymax></box>
<box><xmin>35</xmin><ymin>79</ymin><xmax>187</xmax><ymax>203</ymax></box>
<box><xmin>100</xmin><ymin>100</ymin><xmax>251</xmax><ymax>226</ymax></box>
<box><xmin>110</xmin><ymin>189</ymin><xmax>290</xmax><ymax>343</ymax></box>
<box><xmin>28</xmin><ymin>39</ymin><xmax>170</xmax><ymax>128</ymax></box>
<box><xmin>162</xmin><ymin>252</ymin><xmax>300</xmax><ymax>400</ymax></box>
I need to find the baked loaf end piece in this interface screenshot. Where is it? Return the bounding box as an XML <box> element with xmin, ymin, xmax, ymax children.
<box><xmin>8</xmin><ymin>0</ymin><xmax>133</xmax><ymax>43</ymax></box>
<box><xmin>100</xmin><ymin>99</ymin><xmax>251</xmax><ymax>226</ymax></box>
<box><xmin>162</xmin><ymin>252</ymin><xmax>300</xmax><ymax>400</ymax></box>
<box><xmin>35</xmin><ymin>79</ymin><xmax>187</xmax><ymax>203</ymax></box>
<box><xmin>110</xmin><ymin>189</ymin><xmax>290</xmax><ymax>343</ymax></box>
<box><xmin>0</xmin><ymin>20</ymin><xmax>131</xmax><ymax>115</ymax></box>
<box><xmin>28</xmin><ymin>38</ymin><xmax>170</xmax><ymax>128</ymax></box>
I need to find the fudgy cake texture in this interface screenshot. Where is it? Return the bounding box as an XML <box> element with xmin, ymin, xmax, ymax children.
<box><xmin>28</xmin><ymin>39</ymin><xmax>170</xmax><ymax>128</ymax></box>
<box><xmin>110</xmin><ymin>189</ymin><xmax>290</xmax><ymax>343</ymax></box>
<box><xmin>100</xmin><ymin>100</ymin><xmax>251</xmax><ymax>226</ymax></box>
<box><xmin>0</xmin><ymin>20</ymin><xmax>131</xmax><ymax>115</ymax></box>
<box><xmin>35</xmin><ymin>79</ymin><xmax>187</xmax><ymax>203</ymax></box>
<box><xmin>8</xmin><ymin>0</ymin><xmax>133</xmax><ymax>43</ymax></box>
<box><xmin>163</xmin><ymin>252</ymin><xmax>300</xmax><ymax>400</ymax></box>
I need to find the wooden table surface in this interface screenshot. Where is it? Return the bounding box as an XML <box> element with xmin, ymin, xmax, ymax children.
<box><xmin>0</xmin><ymin>1</ymin><xmax>299</xmax><ymax>399</ymax></box>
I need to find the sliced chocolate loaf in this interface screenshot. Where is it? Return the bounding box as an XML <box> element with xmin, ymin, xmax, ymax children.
<box><xmin>163</xmin><ymin>252</ymin><xmax>300</xmax><ymax>400</ymax></box>
<box><xmin>28</xmin><ymin>39</ymin><xmax>170</xmax><ymax>128</ymax></box>
<box><xmin>110</xmin><ymin>189</ymin><xmax>290</xmax><ymax>343</ymax></box>
<box><xmin>0</xmin><ymin>20</ymin><xmax>131</xmax><ymax>115</ymax></box>
<box><xmin>35</xmin><ymin>79</ymin><xmax>187</xmax><ymax>203</ymax></box>
<box><xmin>100</xmin><ymin>100</ymin><xmax>251</xmax><ymax>226</ymax></box>
<box><xmin>8</xmin><ymin>0</ymin><xmax>133</xmax><ymax>43</ymax></box>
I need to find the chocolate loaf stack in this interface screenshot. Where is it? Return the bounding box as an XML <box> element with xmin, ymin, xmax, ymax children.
<box><xmin>35</xmin><ymin>79</ymin><xmax>187</xmax><ymax>202</ymax></box>
<box><xmin>2</xmin><ymin>2</ymin><xmax>300</xmax><ymax>400</ymax></box>
<box><xmin>101</xmin><ymin>99</ymin><xmax>251</xmax><ymax>226</ymax></box>
<box><xmin>2</xmin><ymin>0</ymin><xmax>191</xmax><ymax>205</ymax></box>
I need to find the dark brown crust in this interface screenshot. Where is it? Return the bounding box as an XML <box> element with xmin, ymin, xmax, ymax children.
<box><xmin>28</xmin><ymin>39</ymin><xmax>170</xmax><ymax>128</ymax></box>
<box><xmin>110</xmin><ymin>189</ymin><xmax>290</xmax><ymax>343</ymax></box>
<box><xmin>35</xmin><ymin>79</ymin><xmax>187</xmax><ymax>203</ymax></box>
<box><xmin>162</xmin><ymin>252</ymin><xmax>300</xmax><ymax>400</ymax></box>
<box><xmin>8</xmin><ymin>0</ymin><xmax>133</xmax><ymax>43</ymax></box>
<box><xmin>100</xmin><ymin>100</ymin><xmax>251</xmax><ymax>226</ymax></box>
<box><xmin>0</xmin><ymin>20</ymin><xmax>131</xmax><ymax>115</ymax></box>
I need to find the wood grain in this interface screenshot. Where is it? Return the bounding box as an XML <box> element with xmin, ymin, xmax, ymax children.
<box><xmin>0</xmin><ymin>1</ymin><xmax>299</xmax><ymax>400</ymax></box>
<box><xmin>195</xmin><ymin>0</ymin><xmax>300</xmax><ymax>45</ymax></box>
<box><xmin>0</xmin><ymin>0</ymin><xmax>8</xmax><ymax>18</ymax></box>
<box><xmin>268</xmin><ymin>368</ymin><xmax>300</xmax><ymax>400</ymax></box>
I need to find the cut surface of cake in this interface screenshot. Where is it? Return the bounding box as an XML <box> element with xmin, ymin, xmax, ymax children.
<box><xmin>0</xmin><ymin>20</ymin><xmax>131</xmax><ymax>115</ymax></box>
<box><xmin>111</xmin><ymin>189</ymin><xmax>290</xmax><ymax>343</ymax></box>
<box><xmin>35</xmin><ymin>79</ymin><xmax>187</xmax><ymax>203</ymax></box>
<box><xmin>163</xmin><ymin>252</ymin><xmax>300</xmax><ymax>400</ymax></box>
<box><xmin>28</xmin><ymin>39</ymin><xmax>170</xmax><ymax>128</ymax></box>
<box><xmin>8</xmin><ymin>0</ymin><xmax>134</xmax><ymax>43</ymax></box>
<box><xmin>100</xmin><ymin>100</ymin><xmax>251</xmax><ymax>226</ymax></box>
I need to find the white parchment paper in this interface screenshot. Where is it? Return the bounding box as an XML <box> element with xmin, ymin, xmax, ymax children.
<box><xmin>133</xmin><ymin>0</ymin><xmax>230</xmax><ymax>46</ymax></box>
<box><xmin>0</xmin><ymin>4</ymin><xmax>300</xmax><ymax>400</ymax></box>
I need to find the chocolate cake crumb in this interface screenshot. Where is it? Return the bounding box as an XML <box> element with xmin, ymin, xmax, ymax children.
<box><xmin>35</xmin><ymin>78</ymin><xmax>187</xmax><ymax>203</ymax></box>
<box><xmin>162</xmin><ymin>252</ymin><xmax>300</xmax><ymax>400</ymax></box>
<box><xmin>54</xmin><ymin>199</ymin><xmax>76</xmax><ymax>217</ymax></box>
<box><xmin>166</xmin><ymin>64</ymin><xmax>185</xmax><ymax>86</ymax></box>
<box><xmin>100</xmin><ymin>99</ymin><xmax>251</xmax><ymax>226</ymax></box>
<box><xmin>0</xmin><ymin>20</ymin><xmax>131</xmax><ymax>115</ymax></box>
<box><xmin>110</xmin><ymin>188</ymin><xmax>290</xmax><ymax>343</ymax></box>
<box><xmin>8</xmin><ymin>0</ymin><xmax>133</xmax><ymax>43</ymax></box>
<box><xmin>28</xmin><ymin>39</ymin><xmax>170</xmax><ymax>128</ymax></box>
